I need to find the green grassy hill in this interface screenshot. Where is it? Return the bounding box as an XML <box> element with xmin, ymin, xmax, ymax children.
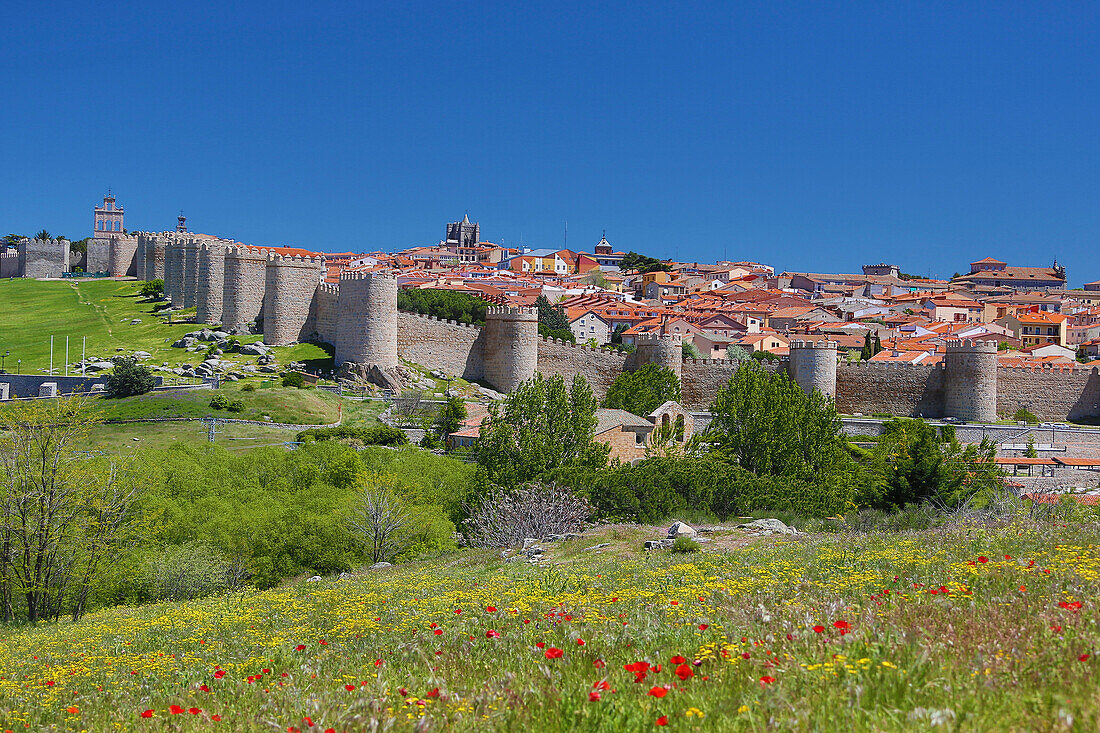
<box><xmin>0</xmin><ymin>278</ymin><xmax>329</xmax><ymax>374</ymax></box>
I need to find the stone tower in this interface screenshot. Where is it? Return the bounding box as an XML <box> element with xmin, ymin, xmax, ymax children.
<box><xmin>182</xmin><ymin>239</ymin><xmax>201</xmax><ymax>307</ymax></box>
<box><xmin>165</xmin><ymin>239</ymin><xmax>186</xmax><ymax>305</ymax></box>
<box><xmin>788</xmin><ymin>339</ymin><xmax>839</xmax><ymax>398</ymax></box>
<box><xmin>262</xmin><ymin>253</ymin><xmax>324</xmax><ymax>346</ymax></box>
<box><xmin>220</xmin><ymin>246</ymin><xmax>267</xmax><ymax>334</ymax></box>
<box><xmin>17</xmin><ymin>238</ymin><xmax>69</xmax><ymax>279</ymax></box>
<box><xmin>140</xmin><ymin>234</ymin><xmax>166</xmax><ymax>281</ymax></box>
<box><xmin>107</xmin><ymin>235</ymin><xmax>139</xmax><ymax>277</ymax></box>
<box><xmin>177</xmin><ymin>213</ymin><xmax>188</xmax><ymax>233</ymax></box>
<box><xmin>93</xmin><ymin>193</ymin><xmax>124</xmax><ymax>237</ymax></box>
<box><xmin>335</xmin><ymin>271</ymin><xmax>398</xmax><ymax>369</ymax></box>
<box><xmin>483</xmin><ymin>306</ymin><xmax>539</xmax><ymax>393</ymax></box>
<box><xmin>195</xmin><ymin>243</ymin><xmax>227</xmax><ymax>325</ymax></box>
<box><xmin>634</xmin><ymin>333</ymin><xmax>683</xmax><ymax>379</ymax></box>
<box><xmin>446</xmin><ymin>214</ymin><xmax>480</xmax><ymax>248</ymax></box>
<box><xmin>944</xmin><ymin>339</ymin><xmax>998</xmax><ymax>422</ymax></box>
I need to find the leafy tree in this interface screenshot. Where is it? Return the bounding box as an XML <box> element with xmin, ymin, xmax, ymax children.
<box><xmin>873</xmin><ymin>332</ymin><xmax>883</xmax><ymax>355</ymax></box>
<box><xmin>706</xmin><ymin>361</ymin><xmax>858</xmax><ymax>493</ymax></box>
<box><xmin>682</xmin><ymin>341</ymin><xmax>703</xmax><ymax>359</ymax></box>
<box><xmin>750</xmin><ymin>350</ymin><xmax>780</xmax><ymax>361</ymax></box>
<box><xmin>603</xmin><ymin>364</ymin><xmax>681</xmax><ymax>417</ymax></box>
<box><xmin>535</xmin><ymin>295</ymin><xmax>571</xmax><ymax>332</ymax></box>
<box><xmin>1013</xmin><ymin>408</ymin><xmax>1039</xmax><ymax>424</ymax></box>
<box><xmin>475</xmin><ymin>373</ymin><xmax>608</xmax><ymax>489</ymax></box>
<box><xmin>34</xmin><ymin>229</ymin><xmax>51</xmax><ymax>240</ymax></box>
<box><xmin>69</xmin><ymin>238</ymin><xmax>89</xmax><ymax>255</ymax></box>
<box><xmin>2</xmin><ymin>234</ymin><xmax>25</xmax><ymax>247</ymax></box>
<box><xmin>619</xmin><ymin>251</ymin><xmax>670</xmax><ymax>273</ymax></box>
<box><xmin>610</xmin><ymin>323</ymin><xmax>629</xmax><ymax>344</ymax></box>
<box><xmin>282</xmin><ymin>372</ymin><xmax>305</xmax><ymax>388</ymax></box>
<box><xmin>1078</xmin><ymin>345</ymin><xmax>1090</xmax><ymax>363</ymax></box>
<box><xmin>397</xmin><ymin>288</ymin><xmax>488</xmax><ymax>325</ymax></box>
<box><xmin>435</xmin><ymin>396</ymin><xmax>467</xmax><ymax>439</ymax></box>
<box><xmin>138</xmin><ymin>279</ymin><xmax>164</xmax><ymax>298</ymax></box>
<box><xmin>105</xmin><ymin>357</ymin><xmax>156</xmax><ymax>398</ymax></box>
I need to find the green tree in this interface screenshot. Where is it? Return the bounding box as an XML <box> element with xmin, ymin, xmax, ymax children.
<box><xmin>397</xmin><ymin>288</ymin><xmax>488</xmax><ymax>325</ymax></box>
<box><xmin>603</xmin><ymin>364</ymin><xmax>681</xmax><ymax>417</ymax></box>
<box><xmin>609</xmin><ymin>323</ymin><xmax>629</xmax><ymax>344</ymax></box>
<box><xmin>138</xmin><ymin>279</ymin><xmax>164</xmax><ymax>298</ymax></box>
<box><xmin>619</xmin><ymin>251</ymin><xmax>670</xmax><ymax>274</ymax></box>
<box><xmin>872</xmin><ymin>332</ymin><xmax>883</xmax><ymax>355</ymax></box>
<box><xmin>105</xmin><ymin>357</ymin><xmax>156</xmax><ymax>398</ymax></box>
<box><xmin>435</xmin><ymin>396</ymin><xmax>467</xmax><ymax>439</ymax></box>
<box><xmin>706</xmin><ymin>361</ymin><xmax>858</xmax><ymax>490</ymax></box>
<box><xmin>1077</xmin><ymin>345</ymin><xmax>1090</xmax><ymax>363</ymax></box>
<box><xmin>475</xmin><ymin>373</ymin><xmax>608</xmax><ymax>488</ymax></box>
<box><xmin>860</xmin><ymin>333</ymin><xmax>873</xmax><ymax>361</ymax></box>
<box><xmin>535</xmin><ymin>295</ymin><xmax>575</xmax><ymax>343</ymax></box>
<box><xmin>1024</xmin><ymin>436</ymin><xmax>1038</xmax><ymax>458</ymax></box>
<box><xmin>34</xmin><ymin>229</ymin><xmax>51</xmax><ymax>240</ymax></box>
<box><xmin>2</xmin><ymin>234</ymin><xmax>25</xmax><ymax>247</ymax></box>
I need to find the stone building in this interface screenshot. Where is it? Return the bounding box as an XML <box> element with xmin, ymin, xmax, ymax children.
<box><xmin>93</xmin><ymin>193</ymin><xmax>124</xmax><ymax>237</ymax></box>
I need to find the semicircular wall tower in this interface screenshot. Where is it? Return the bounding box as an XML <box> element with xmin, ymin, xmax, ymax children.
<box><xmin>220</xmin><ymin>246</ymin><xmax>267</xmax><ymax>334</ymax></box>
<box><xmin>335</xmin><ymin>271</ymin><xmax>398</xmax><ymax>369</ymax></box>
<box><xmin>483</xmin><ymin>306</ymin><xmax>539</xmax><ymax>393</ymax></box>
<box><xmin>788</xmin><ymin>339</ymin><xmax>839</xmax><ymax>398</ymax></box>
<box><xmin>633</xmin><ymin>333</ymin><xmax>683</xmax><ymax>380</ymax></box>
<box><xmin>263</xmin><ymin>253</ymin><xmax>324</xmax><ymax>346</ymax></box>
<box><xmin>944</xmin><ymin>339</ymin><xmax>998</xmax><ymax>422</ymax></box>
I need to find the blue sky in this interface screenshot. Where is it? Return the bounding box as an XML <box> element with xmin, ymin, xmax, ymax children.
<box><xmin>2</xmin><ymin>1</ymin><xmax>1098</xmax><ymax>283</ymax></box>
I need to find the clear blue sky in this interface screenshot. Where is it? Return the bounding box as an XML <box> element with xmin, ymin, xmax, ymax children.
<box><xmin>2</xmin><ymin>1</ymin><xmax>1098</xmax><ymax>283</ymax></box>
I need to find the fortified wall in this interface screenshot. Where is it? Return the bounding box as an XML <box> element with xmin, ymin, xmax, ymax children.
<box><xmin>15</xmin><ymin>238</ymin><xmax>69</xmax><ymax>279</ymax></box>
<box><xmin>154</xmin><ymin>239</ymin><xmax>1100</xmax><ymax>422</ymax></box>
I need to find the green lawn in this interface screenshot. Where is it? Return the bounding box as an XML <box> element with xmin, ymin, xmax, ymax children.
<box><xmin>0</xmin><ymin>278</ymin><xmax>330</xmax><ymax>375</ymax></box>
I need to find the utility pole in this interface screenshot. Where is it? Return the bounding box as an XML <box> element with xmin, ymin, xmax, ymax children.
<box><xmin>65</xmin><ymin>336</ymin><xmax>69</xmax><ymax>376</ymax></box>
<box><xmin>50</xmin><ymin>335</ymin><xmax>54</xmax><ymax>376</ymax></box>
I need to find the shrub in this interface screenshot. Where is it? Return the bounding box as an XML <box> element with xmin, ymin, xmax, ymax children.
<box><xmin>463</xmin><ymin>482</ymin><xmax>591</xmax><ymax>548</ymax></box>
<box><xmin>137</xmin><ymin>279</ymin><xmax>164</xmax><ymax>298</ymax></box>
<box><xmin>1013</xmin><ymin>408</ymin><xmax>1039</xmax><ymax>424</ymax></box>
<box><xmin>142</xmin><ymin>542</ymin><xmax>246</xmax><ymax>602</ymax></box>
<box><xmin>671</xmin><ymin>537</ymin><xmax>700</xmax><ymax>553</ymax></box>
<box><xmin>282</xmin><ymin>372</ymin><xmax>305</xmax><ymax>389</ymax></box>
<box><xmin>105</xmin><ymin>356</ymin><xmax>157</xmax><ymax>398</ymax></box>
<box><xmin>296</xmin><ymin>425</ymin><xmax>409</xmax><ymax>446</ymax></box>
<box><xmin>227</xmin><ymin>399</ymin><xmax>245</xmax><ymax>413</ymax></box>
<box><xmin>240</xmin><ymin>383</ymin><xmax>256</xmax><ymax>392</ymax></box>
<box><xmin>209</xmin><ymin>394</ymin><xmax>230</xmax><ymax>410</ymax></box>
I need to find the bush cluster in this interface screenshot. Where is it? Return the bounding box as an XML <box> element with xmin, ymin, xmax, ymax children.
<box><xmin>209</xmin><ymin>394</ymin><xmax>245</xmax><ymax>413</ymax></box>
<box><xmin>296</xmin><ymin>425</ymin><xmax>409</xmax><ymax>446</ymax></box>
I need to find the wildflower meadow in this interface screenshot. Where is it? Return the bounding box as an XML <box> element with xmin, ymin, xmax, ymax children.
<box><xmin>0</xmin><ymin>520</ymin><xmax>1097</xmax><ymax>731</ymax></box>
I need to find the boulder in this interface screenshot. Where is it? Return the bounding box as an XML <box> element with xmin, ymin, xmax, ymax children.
<box><xmin>212</xmin><ymin>331</ymin><xmax>231</xmax><ymax>340</ymax></box>
<box><xmin>306</xmin><ymin>575</ymin><xmax>323</xmax><ymax>582</ymax></box>
<box><xmin>240</xmin><ymin>343</ymin><xmax>269</xmax><ymax>356</ymax></box>
<box><xmin>370</xmin><ymin>562</ymin><xmax>392</xmax><ymax>570</ymax></box>
<box><xmin>644</xmin><ymin>539</ymin><xmax>675</xmax><ymax>551</ymax></box>
<box><xmin>85</xmin><ymin>361</ymin><xmax>115</xmax><ymax>371</ymax></box>
<box><xmin>132</xmin><ymin>351</ymin><xmax>152</xmax><ymax>360</ymax></box>
<box><xmin>129</xmin><ymin>319</ymin><xmax>142</xmax><ymax>325</ymax></box>
<box><xmin>478</xmin><ymin>386</ymin><xmax>506</xmax><ymax>400</ymax></box>
<box><xmin>668</xmin><ymin>521</ymin><xmax>697</xmax><ymax>538</ymax></box>
<box><xmin>522</xmin><ymin>538</ymin><xmax>541</xmax><ymax>550</ymax></box>
<box><xmin>171</xmin><ymin>337</ymin><xmax>197</xmax><ymax>348</ymax></box>
<box><xmin>737</xmin><ymin>518</ymin><xmax>798</xmax><ymax>536</ymax></box>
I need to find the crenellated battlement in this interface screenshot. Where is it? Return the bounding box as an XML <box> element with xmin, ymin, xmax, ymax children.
<box><xmin>946</xmin><ymin>339</ymin><xmax>998</xmax><ymax>353</ymax></box>
<box><xmin>486</xmin><ymin>305</ymin><xmax>538</xmax><ymax>319</ymax></box>
<box><xmin>266</xmin><ymin>252</ymin><xmax>325</xmax><ymax>266</ymax></box>
<box><xmin>340</xmin><ymin>269</ymin><xmax>394</xmax><ymax>282</ymax></box>
<box><xmin>790</xmin><ymin>339</ymin><xmax>839</xmax><ymax>350</ymax></box>
<box><xmin>635</xmin><ymin>332</ymin><xmax>683</xmax><ymax>344</ymax></box>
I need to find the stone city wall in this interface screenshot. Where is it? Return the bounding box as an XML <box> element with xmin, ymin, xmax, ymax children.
<box><xmin>309</xmin><ymin>282</ymin><xmax>340</xmax><ymax>344</ymax></box>
<box><xmin>997</xmin><ymin>365</ymin><xmax>1100</xmax><ymax>422</ymax></box>
<box><xmin>835</xmin><ymin>361</ymin><xmax>946</xmax><ymax>417</ymax></box>
<box><xmin>535</xmin><ymin>339</ymin><xmax>630</xmax><ymax>400</ymax></box>
<box><xmin>140</xmin><ymin>234</ymin><xmax>166</xmax><ymax>281</ymax></box>
<box><xmin>182</xmin><ymin>239</ymin><xmax>200</xmax><ymax>307</ymax></box>
<box><xmin>17</xmin><ymin>238</ymin><xmax>69</xmax><ymax>279</ymax></box>
<box><xmin>0</xmin><ymin>250</ymin><xmax>18</xmax><ymax>278</ymax></box>
<box><xmin>86</xmin><ymin>238</ymin><xmax>112</xmax><ymax>274</ymax></box>
<box><xmin>395</xmin><ymin>311</ymin><xmax>484</xmax><ymax>381</ymax></box>
<box><xmin>165</xmin><ymin>241</ymin><xmax>185</xmax><ymax>304</ymax></box>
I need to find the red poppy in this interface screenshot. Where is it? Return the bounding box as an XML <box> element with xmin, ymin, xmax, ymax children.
<box><xmin>1080</xmin><ymin>654</ymin><xmax>1091</xmax><ymax>662</ymax></box>
<box><xmin>486</xmin><ymin>606</ymin><xmax>497</xmax><ymax>612</ymax></box>
<box><xmin>45</xmin><ymin>681</ymin><xmax>55</xmax><ymax>687</ymax></box>
<box><xmin>576</xmin><ymin>639</ymin><xmax>586</xmax><ymax>646</ymax></box>
<box><xmin>545</xmin><ymin>648</ymin><xmax>564</xmax><ymax>659</ymax></box>
<box><xmin>188</xmin><ymin>708</ymin><xmax>201</xmax><ymax>715</ymax></box>
<box><xmin>593</xmin><ymin>680</ymin><xmax>610</xmax><ymax>690</ymax></box>
<box><xmin>1052</xmin><ymin>624</ymin><xmax>1063</xmax><ymax>633</ymax></box>
<box><xmin>303</xmin><ymin>717</ymin><xmax>313</xmax><ymax>727</ymax></box>
<box><xmin>670</xmin><ymin>601</ymin><xmax>679</xmax><ymax>605</ymax></box>
<box><xmin>170</xmin><ymin>705</ymin><xmax>184</xmax><ymax>715</ymax></box>
<box><xmin>588</xmin><ymin>691</ymin><xmax>601</xmax><ymax>702</ymax></box>
<box><xmin>977</xmin><ymin>556</ymin><xmax>988</xmax><ymax>563</ymax></box>
<box><xmin>199</xmin><ymin>684</ymin><xmax>210</xmax><ymax>692</ymax></box>
<box><xmin>760</xmin><ymin>675</ymin><xmax>776</xmax><ymax>685</ymax></box>
<box><xmin>486</xmin><ymin>630</ymin><xmax>501</xmax><ymax>638</ymax></box>
<box><xmin>1059</xmin><ymin>601</ymin><xmax>1084</xmax><ymax>611</ymax></box>
<box><xmin>318</xmin><ymin>639</ymin><xmax>328</xmax><ymax>645</ymax></box>
<box><xmin>66</xmin><ymin>706</ymin><xmax>79</xmax><ymax>714</ymax></box>
<box><xmin>833</xmin><ymin>620</ymin><xmax>851</xmax><ymax>634</ymax></box>
<box><xmin>433</xmin><ymin>629</ymin><xmax>443</xmax><ymax>636</ymax></box>
<box><xmin>454</xmin><ymin>609</ymin><xmax>462</xmax><ymax>614</ymax></box>
<box><xmin>140</xmin><ymin>710</ymin><xmax>154</xmax><ymax>718</ymax></box>
<box><xmin>741</xmin><ymin>652</ymin><xmax>750</xmax><ymax>659</ymax></box>
<box><xmin>295</xmin><ymin>644</ymin><xmax>306</xmax><ymax>651</ymax></box>
<box><xmin>675</xmin><ymin>664</ymin><xmax>694</xmax><ymax>681</ymax></box>
<box><xmin>648</xmin><ymin>686</ymin><xmax>668</xmax><ymax>698</ymax></box>
<box><xmin>536</xmin><ymin>642</ymin><xmax>546</xmax><ymax>649</ymax></box>
<box><xmin>813</xmin><ymin>625</ymin><xmax>825</xmax><ymax>633</ymax></box>
<box><xmin>212</xmin><ymin>715</ymin><xmax>222</xmax><ymax>722</ymax></box>
<box><xmin>1004</xmin><ymin>555</ymin><xmax>1012</xmax><ymax>560</ymax></box>
<box><xmin>426</xmin><ymin>688</ymin><xmax>440</xmax><ymax>698</ymax></box>
<box><xmin>670</xmin><ymin>656</ymin><xmax>687</xmax><ymax>664</ymax></box>
<box><xmin>656</xmin><ymin>715</ymin><xmax>668</xmax><ymax>726</ymax></box>
<box><xmin>624</xmin><ymin>662</ymin><xmax>651</xmax><ymax>673</ymax></box>
<box><xmin>593</xmin><ymin>659</ymin><xmax>606</xmax><ymax>668</ymax></box>
<box><xmin>698</xmin><ymin>624</ymin><xmax>709</xmax><ymax>631</ymax></box>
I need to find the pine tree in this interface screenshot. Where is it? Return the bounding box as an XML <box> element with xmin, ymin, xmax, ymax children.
<box><xmin>860</xmin><ymin>332</ymin><xmax>873</xmax><ymax>361</ymax></box>
<box><xmin>872</xmin><ymin>332</ymin><xmax>883</xmax><ymax>356</ymax></box>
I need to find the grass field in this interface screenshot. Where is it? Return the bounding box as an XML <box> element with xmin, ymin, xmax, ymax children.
<box><xmin>0</xmin><ymin>278</ymin><xmax>330</xmax><ymax>374</ymax></box>
<box><xmin>0</xmin><ymin>520</ymin><xmax>1096</xmax><ymax>731</ymax></box>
